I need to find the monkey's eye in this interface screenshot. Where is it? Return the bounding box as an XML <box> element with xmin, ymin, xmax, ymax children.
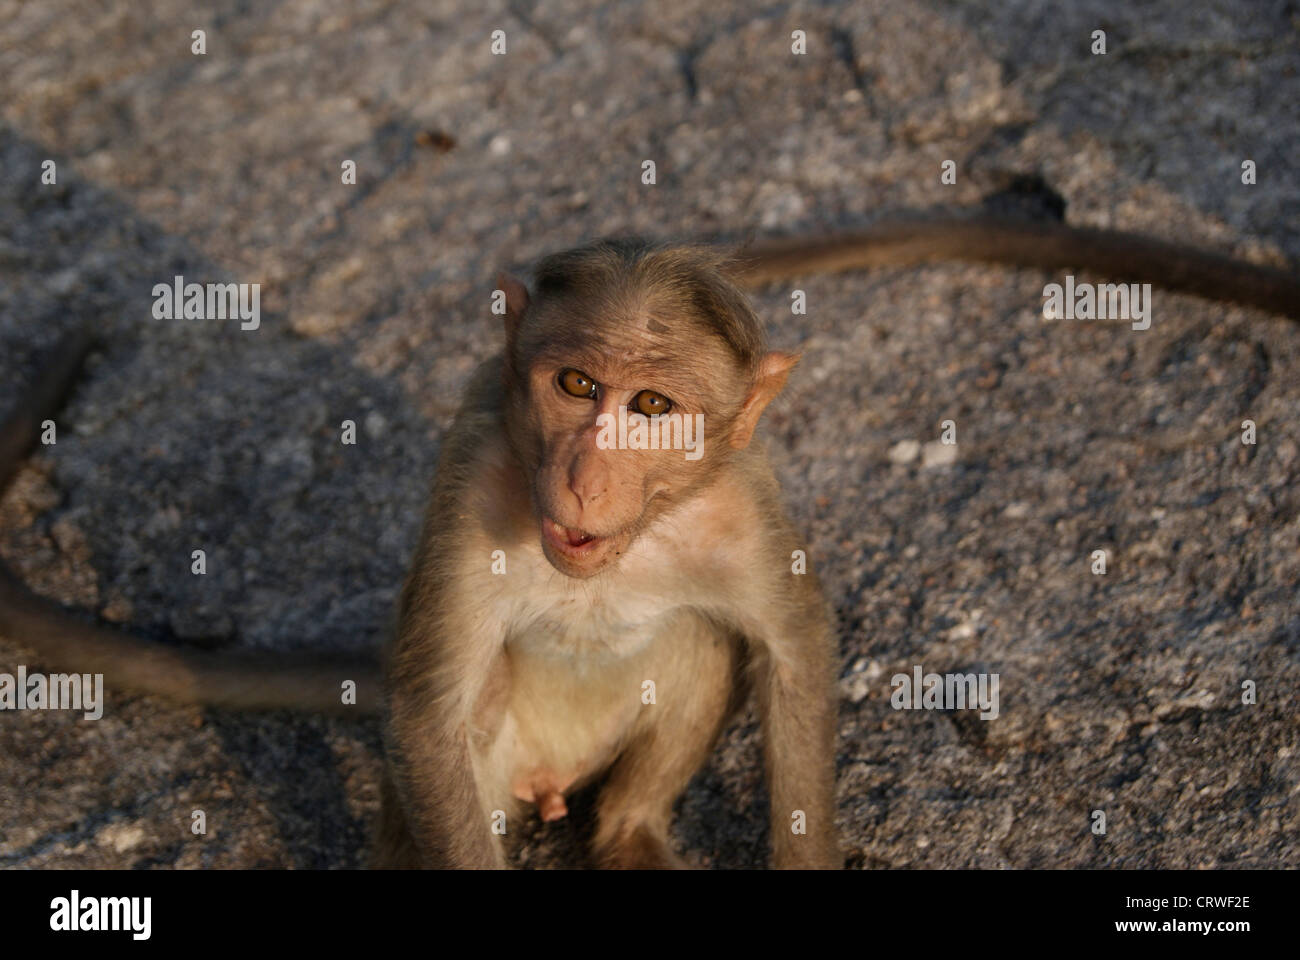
<box><xmin>558</xmin><ymin>368</ymin><xmax>598</xmax><ymax>399</ymax></box>
<box><xmin>630</xmin><ymin>390</ymin><xmax>672</xmax><ymax>417</ymax></box>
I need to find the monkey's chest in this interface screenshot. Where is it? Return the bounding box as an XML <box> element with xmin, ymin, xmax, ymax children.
<box><xmin>507</xmin><ymin>590</ymin><xmax>673</xmax><ymax>659</ymax></box>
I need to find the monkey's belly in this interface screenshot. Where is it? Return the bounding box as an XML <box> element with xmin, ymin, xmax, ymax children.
<box><xmin>486</xmin><ymin>644</ymin><xmax>653</xmax><ymax>821</ymax></box>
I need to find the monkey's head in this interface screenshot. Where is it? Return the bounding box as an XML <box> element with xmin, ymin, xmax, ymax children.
<box><xmin>498</xmin><ymin>239</ymin><xmax>797</xmax><ymax>579</ymax></box>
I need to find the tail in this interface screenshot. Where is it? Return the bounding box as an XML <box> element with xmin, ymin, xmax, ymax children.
<box><xmin>0</xmin><ymin>331</ymin><xmax>380</xmax><ymax>713</ymax></box>
<box><xmin>728</xmin><ymin>215</ymin><xmax>1300</xmax><ymax>320</ymax></box>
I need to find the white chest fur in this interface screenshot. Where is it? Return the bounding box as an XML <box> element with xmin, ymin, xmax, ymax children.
<box><xmin>498</xmin><ymin>540</ymin><xmax>678</xmax><ymax>662</ymax></box>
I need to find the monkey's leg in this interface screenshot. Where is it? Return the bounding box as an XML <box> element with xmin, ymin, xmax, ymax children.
<box><xmin>592</xmin><ymin>615</ymin><xmax>742</xmax><ymax>869</ymax></box>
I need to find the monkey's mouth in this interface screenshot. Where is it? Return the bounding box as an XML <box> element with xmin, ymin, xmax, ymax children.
<box><xmin>542</xmin><ymin>518</ymin><xmax>603</xmax><ymax>554</ymax></box>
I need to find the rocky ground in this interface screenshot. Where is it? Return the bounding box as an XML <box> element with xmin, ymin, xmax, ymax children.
<box><xmin>0</xmin><ymin>0</ymin><xmax>1296</xmax><ymax>869</ymax></box>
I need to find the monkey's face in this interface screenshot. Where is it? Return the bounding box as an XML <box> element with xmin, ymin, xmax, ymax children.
<box><xmin>510</xmin><ymin>329</ymin><xmax>748</xmax><ymax>580</ymax></box>
<box><xmin>499</xmin><ymin>253</ymin><xmax>797</xmax><ymax>580</ymax></box>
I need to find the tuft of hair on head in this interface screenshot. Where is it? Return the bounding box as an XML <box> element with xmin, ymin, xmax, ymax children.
<box><xmin>531</xmin><ymin>238</ymin><xmax>769</xmax><ymax>378</ymax></box>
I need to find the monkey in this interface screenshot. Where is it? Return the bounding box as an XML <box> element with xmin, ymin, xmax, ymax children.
<box><xmin>375</xmin><ymin>238</ymin><xmax>838</xmax><ymax>868</ymax></box>
<box><xmin>1</xmin><ymin>212</ymin><xmax>1298</xmax><ymax>868</ymax></box>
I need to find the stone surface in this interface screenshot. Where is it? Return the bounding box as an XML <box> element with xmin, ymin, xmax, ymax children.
<box><xmin>1</xmin><ymin>0</ymin><xmax>1297</xmax><ymax>869</ymax></box>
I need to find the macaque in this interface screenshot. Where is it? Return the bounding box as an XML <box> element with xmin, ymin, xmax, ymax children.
<box><xmin>374</xmin><ymin>240</ymin><xmax>838</xmax><ymax>868</ymax></box>
<box><xmin>1</xmin><ymin>213</ymin><xmax>1297</xmax><ymax>869</ymax></box>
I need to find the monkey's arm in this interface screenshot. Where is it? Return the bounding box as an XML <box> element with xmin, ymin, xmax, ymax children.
<box><xmin>744</xmin><ymin>573</ymin><xmax>841</xmax><ymax>869</ymax></box>
<box><xmin>382</xmin><ymin>591</ymin><xmax>507</xmax><ymax>869</ymax></box>
<box><xmin>378</xmin><ymin>371</ymin><xmax>513</xmax><ymax>868</ymax></box>
<box><xmin>383</xmin><ymin>550</ymin><xmax>508</xmax><ymax>869</ymax></box>
<box><xmin>729</xmin><ymin>214</ymin><xmax>1300</xmax><ymax>320</ymax></box>
<box><xmin>0</xmin><ymin>332</ymin><xmax>379</xmax><ymax>713</ymax></box>
<box><xmin>725</xmin><ymin>460</ymin><xmax>840</xmax><ymax>869</ymax></box>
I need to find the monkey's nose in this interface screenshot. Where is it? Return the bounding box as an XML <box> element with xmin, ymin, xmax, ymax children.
<box><xmin>567</xmin><ymin>465</ymin><xmax>607</xmax><ymax>508</ymax></box>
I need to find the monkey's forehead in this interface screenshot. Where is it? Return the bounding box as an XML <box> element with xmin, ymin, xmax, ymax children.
<box><xmin>530</xmin><ymin>280</ymin><xmax>756</xmax><ymax>345</ymax></box>
<box><xmin>526</xmin><ymin>299</ymin><xmax>744</xmax><ymax>358</ymax></box>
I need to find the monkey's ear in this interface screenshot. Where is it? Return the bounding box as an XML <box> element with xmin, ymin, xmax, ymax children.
<box><xmin>496</xmin><ymin>272</ymin><xmax>530</xmax><ymax>346</ymax></box>
<box><xmin>729</xmin><ymin>351</ymin><xmax>799</xmax><ymax>449</ymax></box>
